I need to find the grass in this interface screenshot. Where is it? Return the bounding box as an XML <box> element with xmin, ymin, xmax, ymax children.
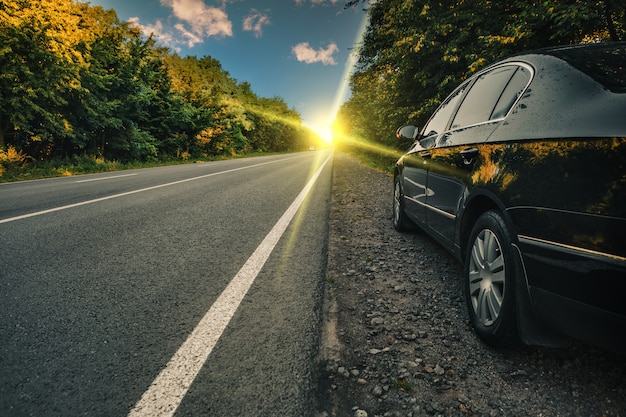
<box><xmin>0</xmin><ymin>150</ymin><xmax>281</xmax><ymax>183</ymax></box>
<box><xmin>1</xmin><ymin>141</ymin><xmax>399</xmax><ymax>183</ymax></box>
<box><xmin>0</xmin><ymin>157</ymin><xmax>169</xmax><ymax>183</ymax></box>
<box><xmin>392</xmin><ymin>378</ymin><xmax>413</xmax><ymax>392</ymax></box>
<box><xmin>334</xmin><ymin>141</ymin><xmax>400</xmax><ymax>175</ymax></box>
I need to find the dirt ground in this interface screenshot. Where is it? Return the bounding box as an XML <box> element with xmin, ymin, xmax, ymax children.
<box><xmin>316</xmin><ymin>152</ymin><xmax>626</xmax><ymax>417</ymax></box>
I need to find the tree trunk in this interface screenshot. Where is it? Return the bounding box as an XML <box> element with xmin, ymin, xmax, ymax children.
<box><xmin>604</xmin><ymin>2</ymin><xmax>620</xmax><ymax>42</ymax></box>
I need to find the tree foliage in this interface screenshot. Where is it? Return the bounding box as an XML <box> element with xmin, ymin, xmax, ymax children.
<box><xmin>339</xmin><ymin>0</ymin><xmax>625</xmax><ymax>151</ymax></box>
<box><xmin>0</xmin><ymin>0</ymin><xmax>316</xmax><ymax>167</ymax></box>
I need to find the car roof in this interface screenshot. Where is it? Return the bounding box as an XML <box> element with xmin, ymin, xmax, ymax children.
<box><xmin>485</xmin><ymin>42</ymin><xmax>626</xmax><ymax>141</ymax></box>
<box><xmin>501</xmin><ymin>42</ymin><xmax>626</xmax><ymax>93</ymax></box>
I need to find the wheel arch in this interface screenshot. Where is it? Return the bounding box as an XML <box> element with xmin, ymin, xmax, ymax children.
<box><xmin>459</xmin><ymin>190</ymin><xmax>572</xmax><ymax>347</ymax></box>
<box><xmin>393</xmin><ymin>159</ymin><xmax>404</xmax><ymax>178</ymax></box>
<box><xmin>458</xmin><ymin>191</ymin><xmax>512</xmax><ymax>261</ymax></box>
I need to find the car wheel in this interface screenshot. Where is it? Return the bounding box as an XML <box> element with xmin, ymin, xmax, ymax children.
<box><xmin>393</xmin><ymin>177</ymin><xmax>411</xmax><ymax>232</ymax></box>
<box><xmin>464</xmin><ymin>210</ymin><xmax>518</xmax><ymax>346</ymax></box>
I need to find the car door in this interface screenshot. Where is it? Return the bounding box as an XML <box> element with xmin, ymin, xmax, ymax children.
<box><xmin>401</xmin><ymin>83</ymin><xmax>469</xmax><ymax>226</ymax></box>
<box><xmin>425</xmin><ymin>65</ymin><xmax>530</xmax><ymax>246</ymax></box>
<box><xmin>401</xmin><ymin>140</ymin><xmax>431</xmax><ymax>226</ymax></box>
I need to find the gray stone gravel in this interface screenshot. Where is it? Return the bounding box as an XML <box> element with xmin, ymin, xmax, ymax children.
<box><xmin>316</xmin><ymin>152</ymin><xmax>626</xmax><ymax>417</ymax></box>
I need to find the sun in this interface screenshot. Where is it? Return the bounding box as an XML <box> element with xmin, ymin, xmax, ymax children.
<box><xmin>312</xmin><ymin>124</ymin><xmax>334</xmax><ymax>144</ymax></box>
<box><xmin>306</xmin><ymin>122</ymin><xmax>333</xmax><ymax>144</ymax></box>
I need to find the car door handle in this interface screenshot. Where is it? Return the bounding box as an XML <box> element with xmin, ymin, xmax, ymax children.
<box><xmin>460</xmin><ymin>148</ymin><xmax>479</xmax><ymax>164</ymax></box>
<box><xmin>419</xmin><ymin>151</ymin><xmax>432</xmax><ymax>159</ymax></box>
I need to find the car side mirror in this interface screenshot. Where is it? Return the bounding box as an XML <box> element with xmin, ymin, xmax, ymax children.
<box><xmin>396</xmin><ymin>125</ymin><xmax>420</xmax><ymax>141</ymax></box>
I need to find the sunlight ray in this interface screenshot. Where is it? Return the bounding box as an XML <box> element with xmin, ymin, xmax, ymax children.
<box><xmin>310</xmin><ymin>11</ymin><xmax>370</xmax><ymax>144</ymax></box>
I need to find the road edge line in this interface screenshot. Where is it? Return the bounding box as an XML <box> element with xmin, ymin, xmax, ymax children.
<box><xmin>127</xmin><ymin>152</ymin><xmax>333</xmax><ymax>417</ymax></box>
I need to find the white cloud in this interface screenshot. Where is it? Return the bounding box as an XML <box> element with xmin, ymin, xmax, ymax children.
<box><xmin>173</xmin><ymin>23</ymin><xmax>204</xmax><ymax>47</ymax></box>
<box><xmin>294</xmin><ymin>0</ymin><xmax>341</xmax><ymax>5</ymax></box>
<box><xmin>292</xmin><ymin>42</ymin><xmax>339</xmax><ymax>65</ymax></box>
<box><xmin>129</xmin><ymin>17</ymin><xmax>180</xmax><ymax>48</ymax></box>
<box><xmin>129</xmin><ymin>16</ymin><xmax>157</xmax><ymax>36</ymax></box>
<box><xmin>130</xmin><ymin>0</ymin><xmax>233</xmax><ymax>50</ymax></box>
<box><xmin>242</xmin><ymin>9</ymin><xmax>270</xmax><ymax>38</ymax></box>
<box><xmin>161</xmin><ymin>0</ymin><xmax>233</xmax><ymax>38</ymax></box>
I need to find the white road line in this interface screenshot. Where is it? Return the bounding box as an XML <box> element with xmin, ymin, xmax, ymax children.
<box><xmin>74</xmin><ymin>173</ymin><xmax>138</xmax><ymax>183</ymax></box>
<box><xmin>127</xmin><ymin>152</ymin><xmax>332</xmax><ymax>417</ymax></box>
<box><xmin>0</xmin><ymin>156</ymin><xmax>300</xmax><ymax>225</ymax></box>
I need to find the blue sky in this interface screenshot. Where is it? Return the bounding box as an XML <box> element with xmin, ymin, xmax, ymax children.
<box><xmin>86</xmin><ymin>0</ymin><xmax>369</xmax><ymax>137</ymax></box>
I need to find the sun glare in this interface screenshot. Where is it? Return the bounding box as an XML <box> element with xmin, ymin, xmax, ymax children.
<box><xmin>303</xmin><ymin>12</ymin><xmax>369</xmax><ymax>148</ymax></box>
<box><xmin>314</xmin><ymin>125</ymin><xmax>334</xmax><ymax>143</ymax></box>
<box><xmin>316</xmin><ymin>12</ymin><xmax>368</xmax><ymax>146</ymax></box>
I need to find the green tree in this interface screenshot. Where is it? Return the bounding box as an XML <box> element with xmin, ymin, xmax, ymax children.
<box><xmin>0</xmin><ymin>0</ymin><xmax>82</xmax><ymax>156</ymax></box>
<box><xmin>340</xmin><ymin>0</ymin><xmax>625</xmax><ymax>153</ymax></box>
<box><xmin>245</xmin><ymin>96</ymin><xmax>305</xmax><ymax>152</ymax></box>
<box><xmin>64</xmin><ymin>4</ymin><xmax>129</xmax><ymax>157</ymax></box>
<box><xmin>0</xmin><ymin>0</ymin><xmax>310</xmax><ymax>165</ymax></box>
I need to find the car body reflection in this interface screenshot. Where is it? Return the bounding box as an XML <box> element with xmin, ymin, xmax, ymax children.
<box><xmin>392</xmin><ymin>42</ymin><xmax>626</xmax><ymax>351</ymax></box>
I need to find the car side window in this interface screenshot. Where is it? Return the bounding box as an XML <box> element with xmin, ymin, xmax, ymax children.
<box><xmin>451</xmin><ymin>66</ymin><xmax>517</xmax><ymax>129</ymax></box>
<box><xmin>491</xmin><ymin>66</ymin><xmax>531</xmax><ymax>119</ymax></box>
<box><xmin>421</xmin><ymin>82</ymin><xmax>469</xmax><ymax>139</ymax></box>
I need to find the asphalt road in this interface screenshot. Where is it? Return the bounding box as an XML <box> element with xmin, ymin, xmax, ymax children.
<box><xmin>0</xmin><ymin>151</ymin><xmax>333</xmax><ymax>417</ymax></box>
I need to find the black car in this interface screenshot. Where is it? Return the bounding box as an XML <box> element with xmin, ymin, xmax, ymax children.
<box><xmin>393</xmin><ymin>42</ymin><xmax>626</xmax><ymax>351</ymax></box>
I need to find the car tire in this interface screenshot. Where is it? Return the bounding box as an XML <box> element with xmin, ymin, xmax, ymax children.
<box><xmin>464</xmin><ymin>210</ymin><xmax>518</xmax><ymax>346</ymax></box>
<box><xmin>393</xmin><ymin>177</ymin><xmax>412</xmax><ymax>232</ymax></box>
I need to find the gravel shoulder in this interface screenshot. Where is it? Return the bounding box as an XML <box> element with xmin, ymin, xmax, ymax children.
<box><xmin>316</xmin><ymin>152</ymin><xmax>626</xmax><ymax>417</ymax></box>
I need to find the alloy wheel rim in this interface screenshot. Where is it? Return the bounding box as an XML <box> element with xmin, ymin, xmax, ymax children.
<box><xmin>468</xmin><ymin>229</ymin><xmax>506</xmax><ymax>326</ymax></box>
<box><xmin>393</xmin><ymin>182</ymin><xmax>401</xmax><ymax>225</ymax></box>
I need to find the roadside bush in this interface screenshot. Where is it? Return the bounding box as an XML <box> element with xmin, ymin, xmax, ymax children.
<box><xmin>0</xmin><ymin>146</ymin><xmax>31</xmax><ymax>176</ymax></box>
